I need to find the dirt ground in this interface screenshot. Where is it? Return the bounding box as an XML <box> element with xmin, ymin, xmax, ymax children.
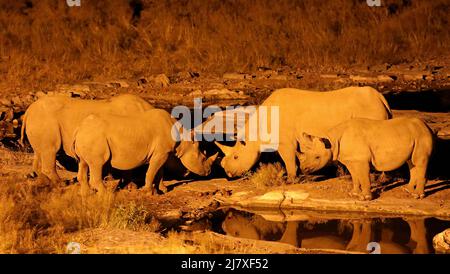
<box><xmin>0</xmin><ymin>68</ymin><xmax>449</xmax><ymax>254</ymax></box>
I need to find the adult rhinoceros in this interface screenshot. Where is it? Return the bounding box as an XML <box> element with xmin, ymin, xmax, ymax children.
<box><xmin>73</xmin><ymin>109</ymin><xmax>218</xmax><ymax>195</ymax></box>
<box><xmin>20</xmin><ymin>94</ymin><xmax>153</xmax><ymax>183</ymax></box>
<box><xmin>215</xmin><ymin>86</ymin><xmax>392</xmax><ymax>178</ymax></box>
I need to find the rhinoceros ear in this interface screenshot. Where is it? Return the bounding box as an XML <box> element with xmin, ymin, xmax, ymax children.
<box><xmin>299</xmin><ymin>132</ymin><xmax>314</xmax><ymax>150</ymax></box>
<box><xmin>320</xmin><ymin>137</ymin><xmax>332</xmax><ymax>149</ymax></box>
<box><xmin>302</xmin><ymin>132</ymin><xmax>314</xmax><ymax>143</ymax></box>
<box><xmin>215</xmin><ymin>141</ymin><xmax>233</xmax><ymax>156</ymax></box>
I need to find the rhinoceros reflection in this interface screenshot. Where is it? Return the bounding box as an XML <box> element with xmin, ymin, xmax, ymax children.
<box><xmin>221</xmin><ymin>209</ymin><xmax>431</xmax><ymax>254</ymax></box>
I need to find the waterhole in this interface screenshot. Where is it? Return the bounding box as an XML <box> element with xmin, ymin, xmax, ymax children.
<box><xmin>187</xmin><ymin>207</ymin><xmax>450</xmax><ymax>254</ymax></box>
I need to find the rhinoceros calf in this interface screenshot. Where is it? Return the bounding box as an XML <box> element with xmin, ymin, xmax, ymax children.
<box><xmin>296</xmin><ymin>117</ymin><xmax>434</xmax><ymax>200</ymax></box>
<box><xmin>215</xmin><ymin>86</ymin><xmax>392</xmax><ymax>178</ymax></box>
<box><xmin>73</xmin><ymin>109</ymin><xmax>217</xmax><ymax>195</ymax></box>
<box><xmin>21</xmin><ymin>94</ymin><xmax>153</xmax><ymax>183</ymax></box>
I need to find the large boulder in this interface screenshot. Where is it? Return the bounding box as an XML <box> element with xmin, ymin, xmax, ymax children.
<box><xmin>433</xmin><ymin>229</ymin><xmax>450</xmax><ymax>254</ymax></box>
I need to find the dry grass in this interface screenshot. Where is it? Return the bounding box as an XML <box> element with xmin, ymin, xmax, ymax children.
<box><xmin>0</xmin><ymin>0</ymin><xmax>449</xmax><ymax>91</ymax></box>
<box><xmin>249</xmin><ymin>163</ymin><xmax>288</xmax><ymax>189</ymax></box>
<box><xmin>0</xmin><ymin>174</ymin><xmax>160</xmax><ymax>253</ymax></box>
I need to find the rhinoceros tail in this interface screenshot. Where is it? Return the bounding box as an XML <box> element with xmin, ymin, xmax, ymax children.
<box><xmin>19</xmin><ymin>111</ymin><xmax>27</xmax><ymax>148</ymax></box>
<box><xmin>377</xmin><ymin>92</ymin><xmax>393</xmax><ymax>119</ymax></box>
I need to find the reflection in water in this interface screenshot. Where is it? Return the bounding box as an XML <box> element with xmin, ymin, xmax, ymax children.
<box><xmin>219</xmin><ymin>208</ymin><xmax>450</xmax><ymax>254</ymax></box>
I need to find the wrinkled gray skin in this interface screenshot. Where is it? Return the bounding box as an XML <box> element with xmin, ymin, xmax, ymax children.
<box><xmin>21</xmin><ymin>94</ymin><xmax>154</xmax><ymax>183</ymax></box>
<box><xmin>73</xmin><ymin>109</ymin><xmax>218</xmax><ymax>195</ymax></box>
<box><xmin>216</xmin><ymin>87</ymin><xmax>392</xmax><ymax>178</ymax></box>
<box><xmin>296</xmin><ymin>117</ymin><xmax>434</xmax><ymax>200</ymax></box>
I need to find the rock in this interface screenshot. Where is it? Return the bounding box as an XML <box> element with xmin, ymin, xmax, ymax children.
<box><xmin>159</xmin><ymin>209</ymin><xmax>183</xmax><ymax>221</ymax></box>
<box><xmin>188</xmin><ymin>90</ymin><xmax>203</xmax><ymax>97</ymax></box>
<box><xmin>320</xmin><ymin>74</ymin><xmax>340</xmax><ymax>79</ymax></box>
<box><xmin>169</xmin><ymin>71</ymin><xmax>200</xmax><ymax>83</ymax></box>
<box><xmin>349</xmin><ymin>75</ymin><xmax>379</xmax><ymax>83</ymax></box>
<box><xmin>109</xmin><ymin>81</ymin><xmax>129</xmax><ymax>88</ymax></box>
<box><xmin>69</xmin><ymin>91</ymin><xmax>86</xmax><ymax>98</ymax></box>
<box><xmin>423</xmin><ymin>75</ymin><xmax>434</xmax><ymax>81</ymax></box>
<box><xmin>0</xmin><ymin>98</ymin><xmax>12</xmax><ymax>107</ymax></box>
<box><xmin>151</xmin><ymin>74</ymin><xmax>170</xmax><ymax>88</ymax></box>
<box><xmin>403</xmin><ymin>73</ymin><xmax>426</xmax><ymax>81</ymax></box>
<box><xmin>23</xmin><ymin>95</ymin><xmax>34</xmax><ymax>104</ymax></box>
<box><xmin>0</xmin><ymin>107</ymin><xmax>14</xmax><ymax>122</ymax></box>
<box><xmin>283</xmin><ymin>191</ymin><xmax>310</xmax><ymax>204</ymax></box>
<box><xmin>433</xmin><ymin>229</ymin><xmax>450</xmax><ymax>254</ymax></box>
<box><xmin>223</xmin><ymin>72</ymin><xmax>253</xmax><ymax>80</ymax></box>
<box><xmin>188</xmin><ymin>88</ymin><xmax>247</xmax><ymax>100</ymax></box>
<box><xmin>377</xmin><ymin>75</ymin><xmax>396</xmax><ymax>82</ymax></box>
<box><xmin>0</xmin><ymin>121</ymin><xmax>15</xmax><ymax>139</ymax></box>
<box><xmin>11</xmin><ymin>96</ymin><xmax>23</xmax><ymax>106</ymax></box>
<box><xmin>35</xmin><ymin>91</ymin><xmax>46</xmax><ymax>98</ymax></box>
<box><xmin>254</xmin><ymin>191</ymin><xmax>285</xmax><ymax>203</ymax></box>
<box><xmin>437</xmin><ymin>125</ymin><xmax>450</xmax><ymax>138</ymax></box>
<box><xmin>137</xmin><ymin>77</ymin><xmax>148</xmax><ymax>86</ymax></box>
<box><xmin>258</xmin><ymin>69</ymin><xmax>278</xmax><ymax>79</ymax></box>
<box><xmin>58</xmin><ymin>84</ymin><xmax>91</xmax><ymax>93</ymax></box>
<box><xmin>369</xmin><ymin>63</ymin><xmax>392</xmax><ymax>72</ymax></box>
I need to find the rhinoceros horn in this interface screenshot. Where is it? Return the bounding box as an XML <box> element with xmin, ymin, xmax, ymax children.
<box><xmin>215</xmin><ymin>141</ymin><xmax>234</xmax><ymax>156</ymax></box>
<box><xmin>206</xmin><ymin>152</ymin><xmax>219</xmax><ymax>166</ymax></box>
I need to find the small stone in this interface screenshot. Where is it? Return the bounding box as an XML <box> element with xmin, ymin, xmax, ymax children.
<box><xmin>11</xmin><ymin>96</ymin><xmax>22</xmax><ymax>106</ymax></box>
<box><xmin>223</xmin><ymin>72</ymin><xmax>251</xmax><ymax>80</ymax></box>
<box><xmin>377</xmin><ymin>75</ymin><xmax>396</xmax><ymax>82</ymax></box>
<box><xmin>160</xmin><ymin>209</ymin><xmax>183</xmax><ymax>220</ymax></box>
<box><xmin>403</xmin><ymin>73</ymin><xmax>425</xmax><ymax>81</ymax></box>
<box><xmin>320</xmin><ymin>74</ymin><xmax>340</xmax><ymax>79</ymax></box>
<box><xmin>0</xmin><ymin>98</ymin><xmax>11</xmax><ymax>107</ymax></box>
<box><xmin>0</xmin><ymin>107</ymin><xmax>14</xmax><ymax>122</ymax></box>
<box><xmin>137</xmin><ymin>77</ymin><xmax>148</xmax><ymax>86</ymax></box>
<box><xmin>35</xmin><ymin>91</ymin><xmax>46</xmax><ymax>98</ymax></box>
<box><xmin>151</xmin><ymin>74</ymin><xmax>170</xmax><ymax>88</ymax></box>
<box><xmin>349</xmin><ymin>75</ymin><xmax>379</xmax><ymax>83</ymax></box>
<box><xmin>109</xmin><ymin>81</ymin><xmax>129</xmax><ymax>88</ymax></box>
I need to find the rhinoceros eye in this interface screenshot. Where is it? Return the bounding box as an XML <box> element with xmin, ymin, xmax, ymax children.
<box><xmin>234</xmin><ymin>155</ymin><xmax>239</xmax><ymax>160</ymax></box>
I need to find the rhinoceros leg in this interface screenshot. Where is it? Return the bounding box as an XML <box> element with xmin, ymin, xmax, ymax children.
<box><xmin>279</xmin><ymin>222</ymin><xmax>299</xmax><ymax>247</ymax></box>
<box><xmin>88</xmin><ymin>162</ymin><xmax>106</xmax><ymax>195</ymax></box>
<box><xmin>407</xmin><ymin>164</ymin><xmax>427</xmax><ymax>199</ymax></box>
<box><xmin>346</xmin><ymin>162</ymin><xmax>372</xmax><ymax>201</ymax></box>
<box><xmin>144</xmin><ymin>153</ymin><xmax>168</xmax><ymax>195</ymax></box>
<box><xmin>28</xmin><ymin>152</ymin><xmax>41</xmax><ymax>178</ymax></box>
<box><xmin>40</xmin><ymin>151</ymin><xmax>60</xmax><ymax>184</ymax></box>
<box><xmin>77</xmin><ymin>159</ymin><xmax>90</xmax><ymax>195</ymax></box>
<box><xmin>278</xmin><ymin>143</ymin><xmax>297</xmax><ymax>178</ymax></box>
<box><xmin>347</xmin><ymin>220</ymin><xmax>373</xmax><ymax>252</ymax></box>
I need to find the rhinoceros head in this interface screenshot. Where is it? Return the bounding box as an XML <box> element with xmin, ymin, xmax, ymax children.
<box><xmin>221</xmin><ymin>211</ymin><xmax>261</xmax><ymax>240</ymax></box>
<box><xmin>176</xmin><ymin>140</ymin><xmax>218</xmax><ymax>176</ymax></box>
<box><xmin>215</xmin><ymin>140</ymin><xmax>260</xmax><ymax>178</ymax></box>
<box><xmin>296</xmin><ymin>132</ymin><xmax>333</xmax><ymax>174</ymax></box>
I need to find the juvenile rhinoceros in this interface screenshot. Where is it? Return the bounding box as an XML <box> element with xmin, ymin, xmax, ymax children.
<box><xmin>296</xmin><ymin>117</ymin><xmax>434</xmax><ymax>200</ymax></box>
<box><xmin>215</xmin><ymin>87</ymin><xmax>392</xmax><ymax>178</ymax></box>
<box><xmin>20</xmin><ymin>94</ymin><xmax>153</xmax><ymax>183</ymax></box>
<box><xmin>73</xmin><ymin>109</ymin><xmax>218</xmax><ymax>195</ymax></box>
